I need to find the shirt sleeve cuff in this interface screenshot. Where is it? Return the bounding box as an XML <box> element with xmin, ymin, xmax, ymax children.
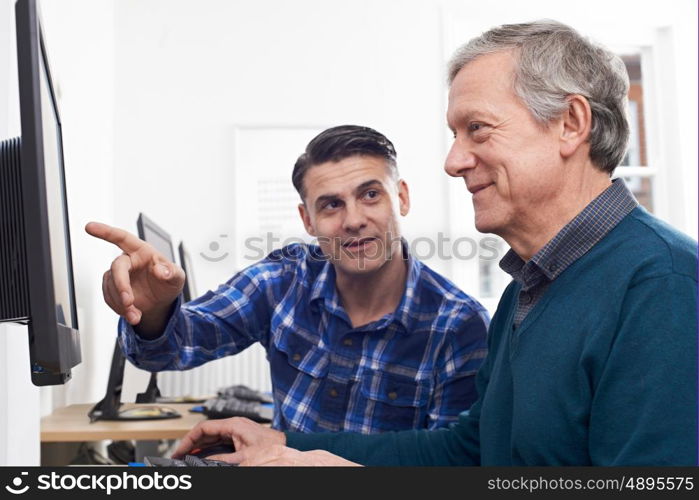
<box><xmin>285</xmin><ymin>431</ymin><xmax>334</xmax><ymax>451</ymax></box>
<box><xmin>119</xmin><ymin>295</ymin><xmax>183</xmax><ymax>358</ymax></box>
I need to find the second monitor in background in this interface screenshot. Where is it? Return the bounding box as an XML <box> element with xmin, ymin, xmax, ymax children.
<box><xmin>137</xmin><ymin>213</ymin><xmax>197</xmax><ymax>303</ymax></box>
<box><xmin>136</xmin><ymin>214</ymin><xmax>204</xmax><ymax>404</ymax></box>
<box><xmin>136</xmin><ymin>213</ymin><xmax>198</xmax><ymax>302</ymax></box>
<box><xmin>135</xmin><ymin>213</ymin><xmax>178</xmax><ymax>404</ymax></box>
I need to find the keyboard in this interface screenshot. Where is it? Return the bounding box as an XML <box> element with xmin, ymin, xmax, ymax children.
<box><xmin>202</xmin><ymin>397</ymin><xmax>273</xmax><ymax>423</ymax></box>
<box><xmin>144</xmin><ymin>455</ymin><xmax>237</xmax><ymax>467</ymax></box>
<box><xmin>217</xmin><ymin>384</ymin><xmax>273</xmax><ymax>404</ymax></box>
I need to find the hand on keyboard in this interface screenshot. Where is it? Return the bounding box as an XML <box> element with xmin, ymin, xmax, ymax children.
<box><xmin>173</xmin><ymin>417</ymin><xmax>285</xmax><ymax>460</ymax></box>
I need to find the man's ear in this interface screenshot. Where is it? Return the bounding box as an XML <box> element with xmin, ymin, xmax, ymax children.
<box><xmin>398</xmin><ymin>180</ymin><xmax>410</xmax><ymax>216</ymax></box>
<box><xmin>298</xmin><ymin>203</ymin><xmax>316</xmax><ymax>236</ymax></box>
<box><xmin>560</xmin><ymin>94</ymin><xmax>592</xmax><ymax>159</ymax></box>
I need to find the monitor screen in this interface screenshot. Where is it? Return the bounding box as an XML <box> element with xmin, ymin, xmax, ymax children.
<box><xmin>39</xmin><ymin>35</ymin><xmax>76</xmax><ymax>330</ymax></box>
<box><xmin>0</xmin><ymin>0</ymin><xmax>81</xmax><ymax>385</ymax></box>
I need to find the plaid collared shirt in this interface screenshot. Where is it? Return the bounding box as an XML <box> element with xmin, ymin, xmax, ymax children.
<box><xmin>500</xmin><ymin>178</ymin><xmax>639</xmax><ymax>327</ymax></box>
<box><xmin>120</xmin><ymin>243</ymin><xmax>489</xmax><ymax>433</ymax></box>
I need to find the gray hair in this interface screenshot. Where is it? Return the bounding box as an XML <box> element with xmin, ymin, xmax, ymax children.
<box><xmin>448</xmin><ymin>20</ymin><xmax>629</xmax><ymax>174</ymax></box>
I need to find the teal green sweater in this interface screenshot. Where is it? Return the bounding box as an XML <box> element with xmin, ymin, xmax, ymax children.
<box><xmin>286</xmin><ymin>208</ymin><xmax>698</xmax><ymax>465</ymax></box>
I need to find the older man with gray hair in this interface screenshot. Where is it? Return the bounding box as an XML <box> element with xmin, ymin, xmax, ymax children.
<box><xmin>174</xmin><ymin>20</ymin><xmax>697</xmax><ymax>466</ymax></box>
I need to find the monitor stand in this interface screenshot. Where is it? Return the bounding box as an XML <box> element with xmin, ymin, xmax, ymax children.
<box><xmin>135</xmin><ymin>372</ymin><xmax>161</xmax><ymax>403</ymax></box>
<box><xmin>88</xmin><ymin>339</ymin><xmax>180</xmax><ymax>422</ymax></box>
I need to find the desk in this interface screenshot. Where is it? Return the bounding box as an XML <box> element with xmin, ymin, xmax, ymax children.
<box><xmin>41</xmin><ymin>403</ymin><xmax>206</xmax><ymax>442</ymax></box>
<box><xmin>41</xmin><ymin>402</ymin><xmax>206</xmax><ymax>464</ymax></box>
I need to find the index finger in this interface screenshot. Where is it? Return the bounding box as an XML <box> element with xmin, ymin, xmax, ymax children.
<box><xmin>85</xmin><ymin>221</ymin><xmax>146</xmax><ymax>254</ymax></box>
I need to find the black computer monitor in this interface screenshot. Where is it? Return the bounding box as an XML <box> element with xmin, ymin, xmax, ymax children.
<box><xmin>0</xmin><ymin>0</ymin><xmax>81</xmax><ymax>386</ymax></box>
<box><xmin>178</xmin><ymin>241</ymin><xmax>197</xmax><ymax>303</ymax></box>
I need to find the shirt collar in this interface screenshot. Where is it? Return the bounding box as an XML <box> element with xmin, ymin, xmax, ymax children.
<box><xmin>500</xmin><ymin>178</ymin><xmax>639</xmax><ymax>284</ymax></box>
<box><xmin>392</xmin><ymin>242</ymin><xmax>423</xmax><ymax>332</ymax></box>
<box><xmin>309</xmin><ymin>238</ymin><xmax>421</xmax><ymax>333</ymax></box>
<box><xmin>309</xmin><ymin>254</ymin><xmax>336</xmax><ymax>304</ymax></box>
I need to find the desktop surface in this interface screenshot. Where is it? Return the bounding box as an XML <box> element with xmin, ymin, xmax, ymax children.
<box><xmin>41</xmin><ymin>403</ymin><xmax>206</xmax><ymax>442</ymax></box>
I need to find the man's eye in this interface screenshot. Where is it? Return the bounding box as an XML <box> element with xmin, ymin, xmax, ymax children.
<box><xmin>364</xmin><ymin>190</ymin><xmax>379</xmax><ymax>199</ymax></box>
<box><xmin>325</xmin><ymin>200</ymin><xmax>341</xmax><ymax>210</ymax></box>
<box><xmin>468</xmin><ymin>122</ymin><xmax>484</xmax><ymax>132</ymax></box>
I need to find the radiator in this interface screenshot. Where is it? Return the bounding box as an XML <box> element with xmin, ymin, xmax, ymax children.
<box><xmin>157</xmin><ymin>343</ymin><xmax>272</xmax><ymax>398</ymax></box>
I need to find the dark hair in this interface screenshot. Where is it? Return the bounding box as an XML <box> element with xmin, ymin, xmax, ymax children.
<box><xmin>292</xmin><ymin>125</ymin><xmax>398</xmax><ymax>199</ymax></box>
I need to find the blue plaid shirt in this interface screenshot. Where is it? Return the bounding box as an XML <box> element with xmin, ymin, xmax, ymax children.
<box><xmin>120</xmin><ymin>243</ymin><xmax>489</xmax><ymax>433</ymax></box>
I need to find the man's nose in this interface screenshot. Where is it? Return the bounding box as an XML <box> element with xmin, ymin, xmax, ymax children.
<box><xmin>444</xmin><ymin>140</ymin><xmax>478</xmax><ymax>177</ymax></box>
<box><xmin>342</xmin><ymin>201</ymin><xmax>368</xmax><ymax>233</ymax></box>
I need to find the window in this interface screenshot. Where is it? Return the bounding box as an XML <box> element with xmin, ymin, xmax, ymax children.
<box><xmin>615</xmin><ymin>53</ymin><xmax>654</xmax><ymax>213</ymax></box>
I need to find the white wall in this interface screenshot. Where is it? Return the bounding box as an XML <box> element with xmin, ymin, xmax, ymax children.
<box><xmin>1</xmin><ymin>0</ymin><xmax>696</xmax><ymax>462</ymax></box>
<box><xmin>111</xmin><ymin>0</ymin><xmax>453</xmax><ymax>286</ymax></box>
